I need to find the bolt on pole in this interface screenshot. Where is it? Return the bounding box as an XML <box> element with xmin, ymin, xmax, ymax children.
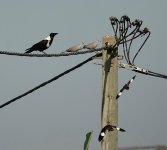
<box><xmin>101</xmin><ymin>35</ymin><xmax>118</xmax><ymax>150</ymax></box>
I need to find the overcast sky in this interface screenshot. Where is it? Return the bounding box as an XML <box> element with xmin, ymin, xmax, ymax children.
<box><xmin>0</xmin><ymin>0</ymin><xmax>166</xmax><ymax>150</ymax></box>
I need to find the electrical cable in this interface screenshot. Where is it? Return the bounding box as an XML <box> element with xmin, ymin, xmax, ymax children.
<box><xmin>119</xmin><ymin>62</ymin><xmax>167</xmax><ymax>79</ymax></box>
<box><xmin>132</xmin><ymin>29</ymin><xmax>151</xmax><ymax>65</ymax></box>
<box><xmin>0</xmin><ymin>53</ymin><xmax>102</xmax><ymax>109</ymax></box>
<box><xmin>0</xmin><ymin>47</ymin><xmax>105</xmax><ymax>57</ymax></box>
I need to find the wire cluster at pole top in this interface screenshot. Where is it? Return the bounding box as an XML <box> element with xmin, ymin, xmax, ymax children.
<box><xmin>109</xmin><ymin>16</ymin><xmax>166</xmax><ymax>79</ymax></box>
<box><xmin>109</xmin><ymin>15</ymin><xmax>151</xmax><ymax>65</ymax></box>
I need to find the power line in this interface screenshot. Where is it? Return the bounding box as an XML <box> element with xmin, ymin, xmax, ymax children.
<box><xmin>119</xmin><ymin>62</ymin><xmax>167</xmax><ymax>79</ymax></box>
<box><xmin>93</xmin><ymin>61</ymin><xmax>167</xmax><ymax>80</ymax></box>
<box><xmin>0</xmin><ymin>53</ymin><xmax>102</xmax><ymax>109</ymax></box>
<box><xmin>0</xmin><ymin>47</ymin><xmax>105</xmax><ymax>57</ymax></box>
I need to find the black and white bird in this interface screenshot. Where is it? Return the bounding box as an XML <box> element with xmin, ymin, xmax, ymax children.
<box><xmin>98</xmin><ymin>124</ymin><xmax>126</xmax><ymax>142</ymax></box>
<box><xmin>25</xmin><ymin>33</ymin><xmax>58</xmax><ymax>54</ymax></box>
<box><xmin>116</xmin><ymin>75</ymin><xmax>136</xmax><ymax>99</ymax></box>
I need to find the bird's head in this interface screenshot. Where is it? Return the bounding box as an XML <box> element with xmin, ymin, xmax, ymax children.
<box><xmin>50</xmin><ymin>33</ymin><xmax>58</xmax><ymax>37</ymax></box>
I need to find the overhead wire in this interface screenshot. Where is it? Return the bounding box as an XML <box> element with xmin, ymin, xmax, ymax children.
<box><xmin>0</xmin><ymin>47</ymin><xmax>105</xmax><ymax>57</ymax></box>
<box><xmin>0</xmin><ymin>15</ymin><xmax>166</xmax><ymax>110</ymax></box>
<box><xmin>132</xmin><ymin>28</ymin><xmax>151</xmax><ymax>64</ymax></box>
<box><xmin>119</xmin><ymin>62</ymin><xmax>167</xmax><ymax>79</ymax></box>
<box><xmin>0</xmin><ymin>53</ymin><xmax>102</xmax><ymax>109</ymax></box>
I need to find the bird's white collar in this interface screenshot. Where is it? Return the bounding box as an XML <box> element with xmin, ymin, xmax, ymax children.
<box><xmin>44</xmin><ymin>35</ymin><xmax>51</xmax><ymax>41</ymax></box>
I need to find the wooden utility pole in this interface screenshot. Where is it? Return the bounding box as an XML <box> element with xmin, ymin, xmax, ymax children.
<box><xmin>101</xmin><ymin>35</ymin><xmax>118</xmax><ymax>150</ymax></box>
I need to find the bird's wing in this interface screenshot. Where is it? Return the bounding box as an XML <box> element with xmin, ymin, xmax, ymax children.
<box><xmin>98</xmin><ymin>125</ymin><xmax>113</xmax><ymax>142</ymax></box>
<box><xmin>31</xmin><ymin>40</ymin><xmax>48</xmax><ymax>50</ymax></box>
<box><xmin>66</xmin><ymin>44</ymin><xmax>82</xmax><ymax>52</ymax></box>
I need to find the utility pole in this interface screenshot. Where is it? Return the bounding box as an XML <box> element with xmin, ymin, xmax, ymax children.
<box><xmin>101</xmin><ymin>35</ymin><xmax>118</xmax><ymax>150</ymax></box>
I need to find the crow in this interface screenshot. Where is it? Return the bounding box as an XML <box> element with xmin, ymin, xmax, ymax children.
<box><xmin>25</xmin><ymin>33</ymin><xmax>58</xmax><ymax>54</ymax></box>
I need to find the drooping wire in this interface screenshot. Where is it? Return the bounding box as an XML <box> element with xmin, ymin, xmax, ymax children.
<box><xmin>112</xmin><ymin>17</ymin><xmax>142</xmax><ymax>64</ymax></box>
<box><xmin>122</xmin><ymin>18</ymin><xmax>131</xmax><ymax>64</ymax></box>
<box><xmin>118</xmin><ymin>15</ymin><xmax>131</xmax><ymax>39</ymax></box>
<box><xmin>127</xmin><ymin>28</ymin><xmax>139</xmax><ymax>64</ymax></box>
<box><xmin>0</xmin><ymin>47</ymin><xmax>105</xmax><ymax>57</ymax></box>
<box><xmin>119</xmin><ymin>20</ymin><xmax>129</xmax><ymax>63</ymax></box>
<box><xmin>119</xmin><ymin>20</ymin><xmax>139</xmax><ymax>44</ymax></box>
<box><xmin>0</xmin><ymin>53</ymin><xmax>102</xmax><ymax>109</ymax></box>
<box><xmin>118</xmin><ymin>16</ymin><xmax>131</xmax><ymax>63</ymax></box>
<box><xmin>132</xmin><ymin>28</ymin><xmax>151</xmax><ymax>65</ymax></box>
<box><xmin>109</xmin><ymin>17</ymin><xmax>151</xmax><ymax>67</ymax></box>
<box><xmin>126</xmin><ymin>20</ymin><xmax>143</xmax><ymax>64</ymax></box>
<box><xmin>109</xmin><ymin>16</ymin><xmax>119</xmax><ymax>37</ymax></box>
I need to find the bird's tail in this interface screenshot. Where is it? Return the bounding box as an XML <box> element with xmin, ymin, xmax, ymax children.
<box><xmin>25</xmin><ymin>48</ymin><xmax>33</xmax><ymax>54</ymax></box>
<box><xmin>115</xmin><ymin>127</ymin><xmax>126</xmax><ymax>132</ymax></box>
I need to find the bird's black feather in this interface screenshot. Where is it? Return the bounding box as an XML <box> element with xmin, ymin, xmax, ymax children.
<box><xmin>25</xmin><ymin>33</ymin><xmax>58</xmax><ymax>54</ymax></box>
<box><xmin>98</xmin><ymin>124</ymin><xmax>126</xmax><ymax>142</ymax></box>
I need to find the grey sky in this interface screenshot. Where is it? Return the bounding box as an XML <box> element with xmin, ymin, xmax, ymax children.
<box><xmin>0</xmin><ymin>0</ymin><xmax>166</xmax><ymax>150</ymax></box>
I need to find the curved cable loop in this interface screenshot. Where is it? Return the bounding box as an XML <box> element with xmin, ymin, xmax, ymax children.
<box><xmin>132</xmin><ymin>28</ymin><xmax>151</xmax><ymax>65</ymax></box>
<box><xmin>122</xmin><ymin>21</ymin><xmax>130</xmax><ymax>63</ymax></box>
<box><xmin>109</xmin><ymin>16</ymin><xmax>120</xmax><ymax>37</ymax></box>
<box><xmin>112</xmin><ymin>16</ymin><xmax>165</xmax><ymax>79</ymax></box>
<box><xmin>120</xmin><ymin>19</ymin><xmax>142</xmax><ymax>42</ymax></box>
<box><xmin>116</xmin><ymin>16</ymin><xmax>132</xmax><ymax>63</ymax></box>
<box><xmin>117</xmin><ymin>18</ymin><xmax>150</xmax><ymax>66</ymax></box>
<box><xmin>118</xmin><ymin>21</ymin><xmax>129</xmax><ymax>63</ymax></box>
<box><xmin>127</xmin><ymin>26</ymin><xmax>141</xmax><ymax>64</ymax></box>
<box><xmin>119</xmin><ymin>31</ymin><xmax>144</xmax><ymax>44</ymax></box>
<box><xmin>123</xmin><ymin>20</ymin><xmax>131</xmax><ymax>63</ymax></box>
